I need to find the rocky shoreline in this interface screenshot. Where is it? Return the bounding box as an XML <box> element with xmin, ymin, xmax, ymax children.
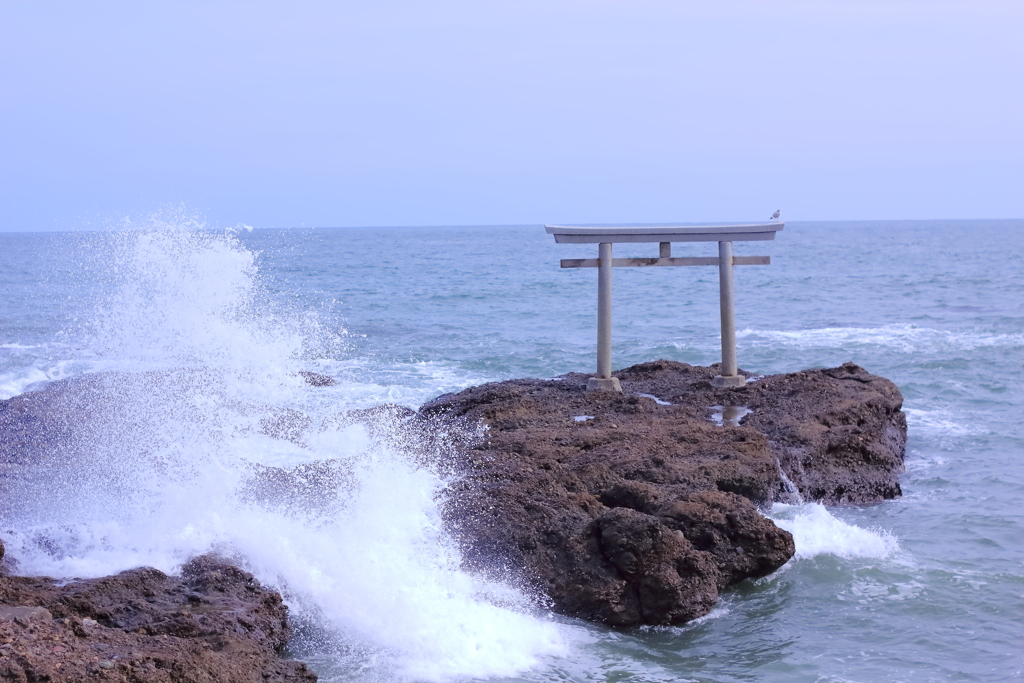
<box><xmin>0</xmin><ymin>549</ymin><xmax>315</xmax><ymax>682</ymax></box>
<box><xmin>421</xmin><ymin>360</ymin><xmax>907</xmax><ymax>626</ymax></box>
<box><xmin>0</xmin><ymin>360</ymin><xmax>906</xmax><ymax>678</ymax></box>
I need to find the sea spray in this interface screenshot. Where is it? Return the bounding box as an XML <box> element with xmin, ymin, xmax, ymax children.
<box><xmin>2</xmin><ymin>222</ymin><xmax>567</xmax><ymax>680</ymax></box>
<box><xmin>769</xmin><ymin>503</ymin><xmax>900</xmax><ymax>560</ymax></box>
<box><xmin>88</xmin><ymin>224</ymin><xmax>311</xmax><ymax>373</ymax></box>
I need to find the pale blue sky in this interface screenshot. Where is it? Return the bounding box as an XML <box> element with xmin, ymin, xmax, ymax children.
<box><xmin>2</xmin><ymin>1</ymin><xmax>1021</xmax><ymax>230</ymax></box>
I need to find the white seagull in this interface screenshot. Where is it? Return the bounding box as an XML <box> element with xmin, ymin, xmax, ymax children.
<box><xmin>770</xmin><ymin>210</ymin><xmax>781</xmax><ymax>221</ymax></box>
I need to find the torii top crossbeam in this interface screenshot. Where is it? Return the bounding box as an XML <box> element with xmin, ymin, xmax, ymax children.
<box><xmin>545</xmin><ymin>223</ymin><xmax>782</xmax><ymax>243</ymax></box>
<box><xmin>545</xmin><ymin>222</ymin><xmax>785</xmax><ymax>392</ymax></box>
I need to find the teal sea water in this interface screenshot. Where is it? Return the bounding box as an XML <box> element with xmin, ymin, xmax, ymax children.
<box><xmin>1</xmin><ymin>219</ymin><xmax>1022</xmax><ymax>682</ymax></box>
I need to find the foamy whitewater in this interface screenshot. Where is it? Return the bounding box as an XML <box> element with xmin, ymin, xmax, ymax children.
<box><xmin>1</xmin><ymin>218</ymin><xmax>1021</xmax><ymax>682</ymax></box>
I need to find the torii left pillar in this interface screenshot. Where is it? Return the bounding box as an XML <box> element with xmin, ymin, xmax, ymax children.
<box><xmin>711</xmin><ymin>240</ymin><xmax>746</xmax><ymax>388</ymax></box>
<box><xmin>587</xmin><ymin>242</ymin><xmax>621</xmax><ymax>391</ymax></box>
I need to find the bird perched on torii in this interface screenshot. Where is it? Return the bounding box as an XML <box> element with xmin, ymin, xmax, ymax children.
<box><xmin>770</xmin><ymin>210</ymin><xmax>781</xmax><ymax>221</ymax></box>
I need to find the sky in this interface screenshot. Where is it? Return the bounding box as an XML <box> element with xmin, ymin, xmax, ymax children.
<box><xmin>1</xmin><ymin>0</ymin><xmax>1022</xmax><ymax>231</ymax></box>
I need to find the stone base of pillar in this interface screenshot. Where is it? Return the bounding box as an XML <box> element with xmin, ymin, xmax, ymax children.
<box><xmin>711</xmin><ymin>374</ymin><xmax>746</xmax><ymax>388</ymax></box>
<box><xmin>587</xmin><ymin>377</ymin><xmax>622</xmax><ymax>392</ymax></box>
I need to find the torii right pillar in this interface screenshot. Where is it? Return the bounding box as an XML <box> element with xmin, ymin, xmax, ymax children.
<box><xmin>711</xmin><ymin>240</ymin><xmax>745</xmax><ymax>388</ymax></box>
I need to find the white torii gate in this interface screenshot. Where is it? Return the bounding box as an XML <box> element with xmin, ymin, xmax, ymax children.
<box><xmin>545</xmin><ymin>222</ymin><xmax>785</xmax><ymax>391</ymax></box>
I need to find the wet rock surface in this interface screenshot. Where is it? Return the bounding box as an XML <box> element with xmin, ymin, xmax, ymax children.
<box><xmin>421</xmin><ymin>360</ymin><xmax>906</xmax><ymax>626</ymax></box>
<box><xmin>0</xmin><ymin>554</ymin><xmax>316</xmax><ymax>682</ymax></box>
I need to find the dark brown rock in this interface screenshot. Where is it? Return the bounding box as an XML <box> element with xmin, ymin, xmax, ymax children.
<box><xmin>614</xmin><ymin>360</ymin><xmax>908</xmax><ymax>504</ymax></box>
<box><xmin>421</xmin><ymin>360</ymin><xmax>906</xmax><ymax>626</ymax></box>
<box><xmin>0</xmin><ymin>555</ymin><xmax>316</xmax><ymax>682</ymax></box>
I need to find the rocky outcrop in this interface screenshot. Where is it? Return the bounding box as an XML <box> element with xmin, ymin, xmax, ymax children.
<box><xmin>421</xmin><ymin>360</ymin><xmax>906</xmax><ymax>626</ymax></box>
<box><xmin>0</xmin><ymin>554</ymin><xmax>315</xmax><ymax>682</ymax></box>
<box><xmin>0</xmin><ymin>360</ymin><xmax>906</xmax><ymax>638</ymax></box>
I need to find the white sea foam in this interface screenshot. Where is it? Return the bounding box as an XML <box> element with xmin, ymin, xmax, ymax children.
<box><xmin>902</xmin><ymin>407</ymin><xmax>981</xmax><ymax>437</ymax></box>
<box><xmin>736</xmin><ymin>324</ymin><xmax>1024</xmax><ymax>354</ymax></box>
<box><xmin>769</xmin><ymin>503</ymin><xmax>899</xmax><ymax>559</ymax></box>
<box><xmin>0</xmin><ymin>367</ymin><xmax>52</xmax><ymax>399</ymax></box>
<box><xmin>315</xmin><ymin>357</ymin><xmax>492</xmax><ymax>410</ymax></box>
<box><xmin>2</xmin><ymin>221</ymin><xmax>567</xmax><ymax>681</ymax></box>
<box><xmin>846</xmin><ymin>578</ymin><xmax>924</xmax><ymax>603</ymax></box>
<box><xmin>635</xmin><ymin>603</ymin><xmax>730</xmax><ymax>637</ymax></box>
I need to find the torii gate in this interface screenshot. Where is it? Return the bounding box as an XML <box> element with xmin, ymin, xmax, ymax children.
<box><xmin>545</xmin><ymin>222</ymin><xmax>785</xmax><ymax>391</ymax></box>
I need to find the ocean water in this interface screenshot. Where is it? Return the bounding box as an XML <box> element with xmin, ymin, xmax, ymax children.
<box><xmin>0</xmin><ymin>218</ymin><xmax>1021</xmax><ymax>682</ymax></box>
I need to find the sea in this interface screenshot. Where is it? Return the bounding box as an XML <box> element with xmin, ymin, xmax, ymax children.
<box><xmin>0</xmin><ymin>217</ymin><xmax>1021</xmax><ymax>682</ymax></box>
